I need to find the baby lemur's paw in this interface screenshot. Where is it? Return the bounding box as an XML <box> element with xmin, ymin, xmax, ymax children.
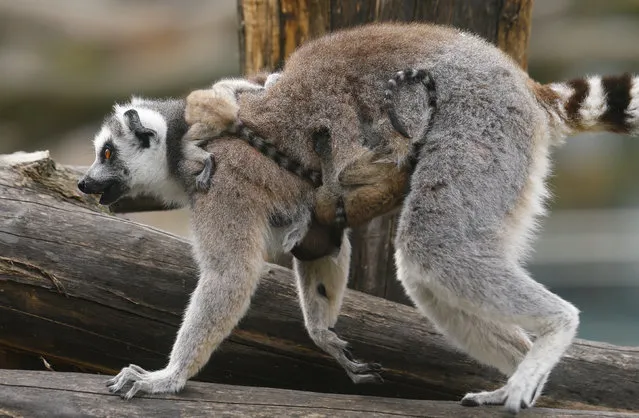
<box><xmin>195</xmin><ymin>154</ymin><xmax>216</xmax><ymax>192</ymax></box>
<box><xmin>106</xmin><ymin>364</ymin><xmax>186</xmax><ymax>400</ymax></box>
<box><xmin>184</xmin><ymin>88</ymin><xmax>239</xmax><ymax>140</ymax></box>
<box><xmin>183</xmin><ymin>123</ymin><xmax>223</xmax><ymax>142</ymax></box>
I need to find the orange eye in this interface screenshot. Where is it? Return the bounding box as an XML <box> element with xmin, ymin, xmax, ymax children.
<box><xmin>104</xmin><ymin>148</ymin><xmax>112</xmax><ymax>160</ymax></box>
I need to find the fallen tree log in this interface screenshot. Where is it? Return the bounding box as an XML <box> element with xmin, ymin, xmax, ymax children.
<box><xmin>1</xmin><ymin>370</ymin><xmax>636</xmax><ymax>418</ymax></box>
<box><xmin>0</xmin><ymin>152</ymin><xmax>638</xmax><ymax>413</ymax></box>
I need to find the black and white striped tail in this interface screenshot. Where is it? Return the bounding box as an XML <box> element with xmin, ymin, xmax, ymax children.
<box><xmin>334</xmin><ymin>196</ymin><xmax>347</xmax><ymax>229</ymax></box>
<box><xmin>384</xmin><ymin>68</ymin><xmax>437</xmax><ymax>139</ymax></box>
<box><xmin>546</xmin><ymin>73</ymin><xmax>639</xmax><ymax>136</ymax></box>
<box><xmin>236</xmin><ymin>123</ymin><xmax>322</xmax><ymax>187</ymax></box>
<box><xmin>236</xmin><ymin>123</ymin><xmax>351</xmax><ymax>229</ymax></box>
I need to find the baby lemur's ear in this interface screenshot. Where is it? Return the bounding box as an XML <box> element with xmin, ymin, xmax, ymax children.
<box><xmin>124</xmin><ymin>109</ymin><xmax>156</xmax><ymax>148</ymax></box>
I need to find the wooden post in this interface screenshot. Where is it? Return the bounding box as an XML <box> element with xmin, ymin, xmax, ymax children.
<box><xmin>237</xmin><ymin>0</ymin><xmax>533</xmax><ymax>303</ymax></box>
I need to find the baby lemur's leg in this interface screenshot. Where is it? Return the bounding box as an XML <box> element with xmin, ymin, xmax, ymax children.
<box><xmin>313</xmin><ymin>68</ymin><xmax>435</xmax><ymax>228</ymax></box>
<box><xmin>294</xmin><ymin>232</ymin><xmax>383</xmax><ymax>384</ymax></box>
<box><xmin>180</xmin><ymin>77</ymin><xmax>270</xmax><ymax>192</ymax></box>
<box><xmin>314</xmin><ymin>158</ymin><xmax>410</xmax><ymax>227</ymax></box>
<box><xmin>107</xmin><ymin>179</ymin><xmax>269</xmax><ymax>399</ymax></box>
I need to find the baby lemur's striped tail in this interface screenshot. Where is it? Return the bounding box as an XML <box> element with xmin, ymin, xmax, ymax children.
<box><xmin>534</xmin><ymin>73</ymin><xmax>639</xmax><ymax>138</ymax></box>
<box><xmin>384</xmin><ymin>68</ymin><xmax>437</xmax><ymax>139</ymax></box>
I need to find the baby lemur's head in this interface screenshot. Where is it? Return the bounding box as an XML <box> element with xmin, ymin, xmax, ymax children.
<box><xmin>78</xmin><ymin>97</ymin><xmax>190</xmax><ymax>207</ymax></box>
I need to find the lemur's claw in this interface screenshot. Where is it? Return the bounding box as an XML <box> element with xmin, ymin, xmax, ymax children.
<box><xmin>107</xmin><ymin>364</ymin><xmax>186</xmax><ymax>400</ymax></box>
<box><xmin>371</xmin><ymin>372</ymin><xmax>385</xmax><ymax>384</ymax></box>
<box><xmin>354</xmin><ymin>361</ymin><xmax>383</xmax><ymax>375</ymax></box>
<box><xmin>367</xmin><ymin>362</ymin><xmax>383</xmax><ymax>372</ymax></box>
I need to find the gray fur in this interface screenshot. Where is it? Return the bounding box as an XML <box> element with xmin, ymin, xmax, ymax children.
<box><xmin>90</xmin><ymin>23</ymin><xmax>639</xmax><ymax>414</ymax></box>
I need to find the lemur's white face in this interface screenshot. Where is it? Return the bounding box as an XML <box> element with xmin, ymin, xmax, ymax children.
<box><xmin>78</xmin><ymin>103</ymin><xmax>173</xmax><ymax>205</ymax></box>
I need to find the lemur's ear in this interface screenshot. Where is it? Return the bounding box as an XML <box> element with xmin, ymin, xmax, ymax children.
<box><xmin>124</xmin><ymin>109</ymin><xmax>156</xmax><ymax>148</ymax></box>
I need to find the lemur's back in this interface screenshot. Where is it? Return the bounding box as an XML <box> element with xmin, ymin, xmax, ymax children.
<box><xmin>240</xmin><ymin>23</ymin><xmax>542</xmax><ymax>242</ymax></box>
<box><xmin>101</xmin><ymin>22</ymin><xmax>639</xmax><ymax>412</ymax></box>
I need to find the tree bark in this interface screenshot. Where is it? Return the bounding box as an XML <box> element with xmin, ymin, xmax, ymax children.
<box><xmin>237</xmin><ymin>0</ymin><xmax>533</xmax><ymax>304</ymax></box>
<box><xmin>1</xmin><ymin>152</ymin><xmax>638</xmax><ymax>412</ymax></box>
<box><xmin>1</xmin><ymin>370</ymin><xmax>635</xmax><ymax>418</ymax></box>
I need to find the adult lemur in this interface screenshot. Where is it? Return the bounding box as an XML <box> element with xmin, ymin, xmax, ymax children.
<box><xmin>78</xmin><ymin>23</ymin><xmax>639</xmax><ymax>413</ymax></box>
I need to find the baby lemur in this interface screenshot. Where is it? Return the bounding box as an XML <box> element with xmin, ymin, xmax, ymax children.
<box><xmin>181</xmin><ymin>67</ymin><xmax>434</xmax><ymax>261</ymax></box>
<box><xmin>184</xmin><ymin>68</ymin><xmax>434</xmax><ymax>232</ymax></box>
<box><xmin>80</xmin><ymin>23</ymin><xmax>639</xmax><ymax>414</ymax></box>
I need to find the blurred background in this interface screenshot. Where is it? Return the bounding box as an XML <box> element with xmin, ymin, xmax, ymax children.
<box><xmin>1</xmin><ymin>0</ymin><xmax>638</xmax><ymax>345</ymax></box>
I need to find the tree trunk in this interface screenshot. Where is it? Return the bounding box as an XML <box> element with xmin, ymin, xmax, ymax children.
<box><xmin>1</xmin><ymin>370</ymin><xmax>634</xmax><ymax>418</ymax></box>
<box><xmin>1</xmin><ymin>152</ymin><xmax>638</xmax><ymax>413</ymax></box>
<box><xmin>237</xmin><ymin>0</ymin><xmax>533</xmax><ymax>304</ymax></box>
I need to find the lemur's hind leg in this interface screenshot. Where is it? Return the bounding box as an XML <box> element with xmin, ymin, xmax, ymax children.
<box><xmin>395</xmin><ymin>239</ymin><xmax>578</xmax><ymax>413</ymax></box>
<box><xmin>294</xmin><ymin>232</ymin><xmax>383</xmax><ymax>384</ymax></box>
<box><xmin>396</xmin><ymin>251</ymin><xmax>532</xmax><ymax>378</ymax></box>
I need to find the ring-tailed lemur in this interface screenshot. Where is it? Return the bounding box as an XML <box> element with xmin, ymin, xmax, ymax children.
<box><xmin>79</xmin><ymin>23</ymin><xmax>638</xmax><ymax>414</ymax></box>
<box><xmin>77</xmin><ymin>71</ymin><xmax>426</xmax><ymax>388</ymax></box>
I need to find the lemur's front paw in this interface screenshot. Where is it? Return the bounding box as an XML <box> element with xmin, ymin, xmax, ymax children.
<box><xmin>195</xmin><ymin>154</ymin><xmax>216</xmax><ymax>192</ymax></box>
<box><xmin>106</xmin><ymin>364</ymin><xmax>186</xmax><ymax>400</ymax></box>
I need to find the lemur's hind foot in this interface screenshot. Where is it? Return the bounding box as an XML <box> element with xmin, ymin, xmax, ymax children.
<box><xmin>195</xmin><ymin>154</ymin><xmax>216</xmax><ymax>192</ymax></box>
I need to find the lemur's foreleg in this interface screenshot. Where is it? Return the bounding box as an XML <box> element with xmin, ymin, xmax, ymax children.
<box><xmin>107</xmin><ymin>177</ymin><xmax>268</xmax><ymax>399</ymax></box>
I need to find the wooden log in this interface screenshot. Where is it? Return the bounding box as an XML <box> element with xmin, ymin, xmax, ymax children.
<box><xmin>1</xmin><ymin>370</ymin><xmax>636</xmax><ymax>418</ymax></box>
<box><xmin>1</xmin><ymin>152</ymin><xmax>638</xmax><ymax>413</ymax></box>
<box><xmin>237</xmin><ymin>0</ymin><xmax>533</xmax><ymax>304</ymax></box>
